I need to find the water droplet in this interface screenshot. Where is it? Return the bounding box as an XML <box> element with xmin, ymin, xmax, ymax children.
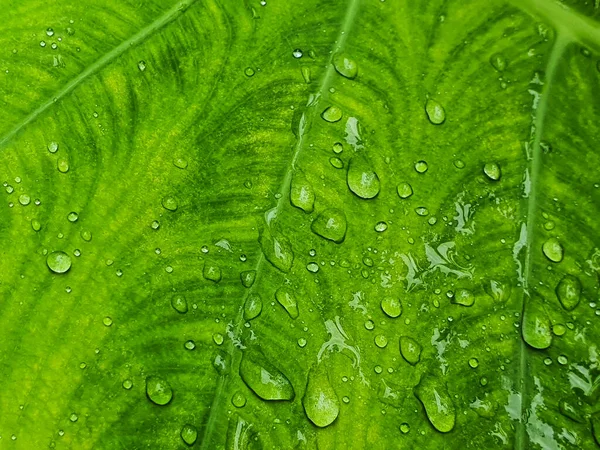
<box><xmin>544</xmin><ymin>221</ymin><xmax>555</xmax><ymax>231</ymax></box>
<box><xmin>5</xmin><ymin>185</ymin><xmax>14</xmax><ymax>194</ymax></box>
<box><xmin>203</xmin><ymin>263</ymin><xmax>222</xmax><ymax>283</ymax></box>
<box><xmin>137</xmin><ymin>60</ymin><xmax>146</xmax><ymax>71</ymax></box>
<box><xmin>329</xmin><ymin>157</ymin><xmax>344</xmax><ymax>169</ymax></box>
<box><xmin>145</xmin><ymin>376</ymin><xmax>173</xmax><ymax>405</ymax></box>
<box><xmin>259</xmin><ymin>227</ymin><xmax>294</xmax><ymax>272</ymax></box>
<box><xmin>381</xmin><ymin>297</ymin><xmax>402</xmax><ymax>318</ymax></box>
<box><xmin>552</xmin><ymin>323</ymin><xmax>566</xmax><ymax>336</ymax></box>
<box><xmin>480</xmin><ymin>377</ymin><xmax>488</xmax><ymax>386</ymax></box>
<box><xmin>321</xmin><ymin>105</ymin><xmax>343</xmax><ymax>123</ymax></box>
<box><xmin>184</xmin><ymin>340</ymin><xmax>196</xmax><ymax>350</ymax></box>
<box><xmin>161</xmin><ymin>196</ymin><xmax>178</xmax><ymax>212</ymax></box>
<box><xmin>48</xmin><ymin>141</ymin><xmax>59</xmax><ymax>153</ymax></box>
<box><xmin>67</xmin><ymin>211</ymin><xmax>79</xmax><ymax>222</ymax></box>
<box><xmin>374</xmin><ymin>221</ymin><xmax>388</xmax><ymax>232</ymax></box>
<box><xmin>301</xmin><ymin>66</ymin><xmax>311</xmax><ymax>83</ymax></box>
<box><xmin>468</xmin><ymin>358</ymin><xmax>479</xmax><ymax>368</ymax></box>
<box><xmin>454</xmin><ymin>159</ymin><xmax>465</xmax><ymax>169</ymax></box>
<box><xmin>400</xmin><ymin>336</ymin><xmax>421</xmax><ymax>365</ymax></box>
<box><xmin>397</xmin><ymin>182</ymin><xmax>413</xmax><ymax>199</ymax></box>
<box><xmin>173</xmin><ymin>157</ymin><xmax>188</xmax><ymax>169</ymax></box>
<box><xmin>557</xmin><ymin>355</ymin><xmax>568</xmax><ymax>365</ymax></box>
<box><xmin>451</xmin><ymin>288</ymin><xmax>475</xmax><ymax>307</ymax></box>
<box><xmin>46</xmin><ymin>27</ymin><xmax>55</xmax><ymax>37</ymax></box>
<box><xmin>333</xmin><ymin>142</ymin><xmax>343</xmax><ymax>154</ymax></box>
<box><xmin>80</xmin><ymin>230</ymin><xmax>92</xmax><ymax>241</ymax></box>
<box><xmin>151</xmin><ymin>220</ymin><xmax>160</xmax><ymax>230</ymax></box>
<box><xmin>290</xmin><ymin>173</ymin><xmax>315</xmax><ymax>213</ymax></box>
<box><xmin>31</xmin><ymin>219</ymin><xmax>42</xmax><ymax>231</ymax></box>
<box><xmin>275</xmin><ymin>286</ymin><xmax>299</xmax><ymax>319</ymax></box>
<box><xmin>57</xmin><ymin>158</ymin><xmax>69</xmax><ymax>173</ymax></box>
<box><xmin>347</xmin><ymin>156</ymin><xmax>380</xmax><ymax>199</ymax></box>
<box><xmin>414</xmin><ymin>160</ymin><xmax>428</xmax><ymax>174</ymax></box>
<box><xmin>240</xmin><ymin>350</ymin><xmax>294</xmax><ymax>400</ymax></box>
<box><xmin>400</xmin><ymin>423</ymin><xmax>410</xmax><ymax>434</ymax></box>
<box><xmin>122</xmin><ymin>379</ymin><xmax>133</xmax><ymax>390</ymax></box>
<box><xmin>297</xmin><ymin>337</ymin><xmax>307</xmax><ymax>347</ymax></box>
<box><xmin>292</xmin><ymin>48</ymin><xmax>303</xmax><ymax>58</ymax></box>
<box><xmin>333</xmin><ymin>53</ymin><xmax>358</xmax><ymax>79</ymax></box>
<box><xmin>483</xmin><ymin>163</ymin><xmax>501</xmax><ymax>181</ymax></box>
<box><xmin>103</xmin><ymin>317</ymin><xmax>113</xmax><ymax>327</ymax></box>
<box><xmin>415</xmin><ymin>207</ymin><xmax>429</xmax><ymax>216</ymax></box>
<box><xmin>414</xmin><ymin>375</ymin><xmax>455</xmax><ymax>433</ymax></box>
<box><xmin>232</xmin><ymin>391</ymin><xmax>247</xmax><ymax>408</ymax></box>
<box><xmin>522</xmin><ymin>294</ymin><xmax>552</xmax><ymax>349</ymax></box>
<box><xmin>364</xmin><ymin>320</ymin><xmax>375</xmax><ymax>330</ymax></box>
<box><xmin>544</xmin><ymin>357</ymin><xmax>552</xmax><ymax>366</ymax></box>
<box><xmin>180</xmin><ymin>424</ymin><xmax>198</xmax><ymax>446</ymax></box>
<box><xmin>244</xmin><ymin>293</ymin><xmax>262</xmax><ymax>321</ymax></box>
<box><xmin>18</xmin><ymin>194</ymin><xmax>30</xmax><ymax>206</ymax></box>
<box><xmin>47</xmin><ymin>251</ymin><xmax>72</xmax><ymax>274</ymax></box>
<box><xmin>489</xmin><ymin>53</ymin><xmax>508</xmax><ymax>71</ymax></box>
<box><xmin>542</xmin><ymin>237</ymin><xmax>563</xmax><ymax>262</ymax></box>
<box><xmin>240</xmin><ymin>270</ymin><xmax>256</xmax><ymax>288</ymax></box>
<box><xmin>244</xmin><ymin>67</ymin><xmax>255</xmax><ymax>77</ymax></box>
<box><xmin>311</xmin><ymin>208</ymin><xmax>347</xmax><ymax>243</ymax></box>
<box><xmin>69</xmin><ymin>413</ymin><xmax>78</xmax><ymax>422</ymax></box>
<box><xmin>306</xmin><ymin>262</ymin><xmax>319</xmax><ymax>273</ymax></box>
<box><xmin>374</xmin><ymin>335</ymin><xmax>388</xmax><ymax>348</ymax></box>
<box><xmin>303</xmin><ymin>364</ymin><xmax>339</xmax><ymax>427</ymax></box>
<box><xmin>425</xmin><ymin>98</ymin><xmax>446</xmax><ymax>125</ymax></box>
<box><xmin>555</xmin><ymin>274</ymin><xmax>581</xmax><ymax>311</ymax></box>
<box><xmin>171</xmin><ymin>295</ymin><xmax>188</xmax><ymax>314</ymax></box>
<box><xmin>213</xmin><ymin>333</ymin><xmax>224</xmax><ymax>345</ymax></box>
<box><xmin>374</xmin><ymin>365</ymin><xmax>383</xmax><ymax>374</ymax></box>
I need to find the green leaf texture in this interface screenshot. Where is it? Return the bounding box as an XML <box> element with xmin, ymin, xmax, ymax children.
<box><xmin>1</xmin><ymin>0</ymin><xmax>600</xmax><ymax>448</ymax></box>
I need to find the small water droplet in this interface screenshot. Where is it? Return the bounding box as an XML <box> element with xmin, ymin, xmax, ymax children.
<box><xmin>173</xmin><ymin>157</ymin><xmax>188</xmax><ymax>169</ymax></box>
<box><xmin>311</xmin><ymin>208</ymin><xmax>347</xmax><ymax>243</ymax></box>
<box><xmin>321</xmin><ymin>105</ymin><xmax>343</xmax><ymax>123</ymax></box>
<box><xmin>244</xmin><ymin>293</ymin><xmax>262</xmax><ymax>321</ymax></box>
<box><xmin>171</xmin><ymin>295</ymin><xmax>188</xmax><ymax>314</ymax></box>
<box><xmin>47</xmin><ymin>251</ymin><xmax>72</xmax><ymax>274</ymax></box>
<box><xmin>451</xmin><ymin>288</ymin><xmax>475</xmax><ymax>307</ymax></box>
<box><xmin>203</xmin><ymin>263</ymin><xmax>222</xmax><ymax>283</ymax></box>
<box><xmin>374</xmin><ymin>221</ymin><xmax>388</xmax><ymax>232</ymax></box>
<box><xmin>374</xmin><ymin>335</ymin><xmax>388</xmax><ymax>348</ymax></box>
<box><xmin>48</xmin><ymin>141</ymin><xmax>59</xmax><ymax>153</ymax></box>
<box><xmin>400</xmin><ymin>336</ymin><xmax>421</xmax><ymax>365</ymax></box>
<box><xmin>542</xmin><ymin>237</ymin><xmax>563</xmax><ymax>262</ymax></box>
<box><xmin>184</xmin><ymin>340</ymin><xmax>196</xmax><ymax>350</ymax></box>
<box><xmin>137</xmin><ymin>60</ymin><xmax>146</xmax><ymax>71</ymax></box>
<box><xmin>415</xmin><ymin>207</ymin><xmax>429</xmax><ymax>216</ymax></box>
<box><xmin>425</xmin><ymin>98</ymin><xmax>446</xmax><ymax>125</ymax></box>
<box><xmin>454</xmin><ymin>159</ymin><xmax>465</xmax><ymax>169</ymax></box>
<box><xmin>400</xmin><ymin>423</ymin><xmax>410</xmax><ymax>434</ymax></box>
<box><xmin>397</xmin><ymin>182</ymin><xmax>413</xmax><ymax>199</ymax></box>
<box><xmin>213</xmin><ymin>333</ymin><xmax>224</xmax><ymax>345</ymax></box>
<box><xmin>468</xmin><ymin>358</ymin><xmax>479</xmax><ymax>368</ymax></box>
<box><xmin>483</xmin><ymin>163</ymin><xmax>501</xmax><ymax>181</ymax></box>
<box><xmin>557</xmin><ymin>355</ymin><xmax>568</xmax><ymax>365</ymax></box>
<box><xmin>57</xmin><ymin>158</ymin><xmax>69</xmax><ymax>173</ymax></box>
<box><xmin>244</xmin><ymin>67</ymin><xmax>255</xmax><ymax>77</ymax></box>
<box><xmin>275</xmin><ymin>286</ymin><xmax>299</xmax><ymax>319</ymax></box>
<box><xmin>306</xmin><ymin>262</ymin><xmax>319</xmax><ymax>273</ymax></box>
<box><xmin>161</xmin><ymin>196</ymin><xmax>178</xmax><ymax>212</ymax></box>
<box><xmin>329</xmin><ymin>157</ymin><xmax>344</xmax><ymax>169</ymax></box>
<box><xmin>333</xmin><ymin>53</ymin><xmax>358</xmax><ymax>79</ymax></box>
<box><xmin>18</xmin><ymin>194</ymin><xmax>30</xmax><ymax>206</ymax></box>
<box><xmin>381</xmin><ymin>297</ymin><xmax>402</xmax><ymax>318</ymax></box>
<box><xmin>347</xmin><ymin>156</ymin><xmax>380</xmax><ymax>199</ymax></box>
<box><xmin>556</xmin><ymin>274</ymin><xmax>581</xmax><ymax>311</ymax></box>
<box><xmin>122</xmin><ymin>379</ymin><xmax>133</xmax><ymax>390</ymax></box>
<box><xmin>31</xmin><ymin>219</ymin><xmax>42</xmax><ymax>231</ymax></box>
<box><xmin>297</xmin><ymin>337</ymin><xmax>307</xmax><ymax>348</ymax></box>
<box><xmin>67</xmin><ymin>211</ymin><xmax>79</xmax><ymax>222</ymax></box>
<box><xmin>103</xmin><ymin>316</ymin><xmax>113</xmax><ymax>327</ymax></box>
<box><xmin>333</xmin><ymin>142</ymin><xmax>343</xmax><ymax>154</ymax></box>
<box><xmin>146</xmin><ymin>376</ymin><xmax>172</xmax><ymax>405</ymax></box>
<box><xmin>80</xmin><ymin>230</ymin><xmax>92</xmax><ymax>241</ymax></box>
<box><xmin>290</xmin><ymin>172</ymin><xmax>315</xmax><ymax>213</ymax></box>
<box><xmin>69</xmin><ymin>413</ymin><xmax>78</xmax><ymax>423</ymax></box>
<box><xmin>292</xmin><ymin>48</ymin><xmax>303</xmax><ymax>58</ymax></box>
<box><xmin>180</xmin><ymin>424</ymin><xmax>198</xmax><ymax>446</ymax></box>
<box><xmin>301</xmin><ymin>66</ymin><xmax>311</xmax><ymax>83</ymax></box>
<box><xmin>364</xmin><ymin>320</ymin><xmax>375</xmax><ymax>330</ymax></box>
<box><xmin>232</xmin><ymin>391</ymin><xmax>247</xmax><ymax>408</ymax></box>
<box><xmin>240</xmin><ymin>270</ymin><xmax>256</xmax><ymax>288</ymax></box>
<box><xmin>414</xmin><ymin>160</ymin><xmax>428</xmax><ymax>173</ymax></box>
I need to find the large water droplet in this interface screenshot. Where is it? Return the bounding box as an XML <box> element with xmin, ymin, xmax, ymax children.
<box><xmin>321</xmin><ymin>105</ymin><xmax>343</xmax><ymax>123</ymax></box>
<box><xmin>180</xmin><ymin>424</ymin><xmax>197</xmax><ymax>446</ymax></box>
<box><xmin>47</xmin><ymin>251</ymin><xmax>72</xmax><ymax>274</ymax></box>
<box><xmin>171</xmin><ymin>295</ymin><xmax>188</xmax><ymax>314</ymax></box>
<box><xmin>244</xmin><ymin>293</ymin><xmax>262</xmax><ymax>321</ymax></box>
<box><xmin>290</xmin><ymin>173</ymin><xmax>315</xmax><ymax>213</ymax></box>
<box><xmin>240</xmin><ymin>270</ymin><xmax>256</xmax><ymax>288</ymax></box>
<box><xmin>333</xmin><ymin>54</ymin><xmax>358</xmax><ymax>79</ymax></box>
<box><xmin>275</xmin><ymin>286</ymin><xmax>299</xmax><ymax>319</ymax></box>
<box><xmin>400</xmin><ymin>336</ymin><xmax>421</xmax><ymax>365</ymax></box>
<box><xmin>522</xmin><ymin>294</ymin><xmax>552</xmax><ymax>349</ymax></box>
<box><xmin>555</xmin><ymin>274</ymin><xmax>581</xmax><ymax>311</ymax></box>
<box><xmin>425</xmin><ymin>99</ymin><xmax>446</xmax><ymax>125</ymax></box>
<box><xmin>239</xmin><ymin>350</ymin><xmax>294</xmax><ymax>400</ymax></box>
<box><xmin>146</xmin><ymin>376</ymin><xmax>173</xmax><ymax>405</ymax></box>
<box><xmin>347</xmin><ymin>156</ymin><xmax>380</xmax><ymax>199</ymax></box>
<box><xmin>542</xmin><ymin>237</ymin><xmax>563</xmax><ymax>262</ymax></box>
<box><xmin>303</xmin><ymin>364</ymin><xmax>339</xmax><ymax>428</ymax></box>
<box><xmin>414</xmin><ymin>375</ymin><xmax>455</xmax><ymax>433</ymax></box>
<box><xmin>381</xmin><ymin>297</ymin><xmax>402</xmax><ymax>318</ymax></box>
<box><xmin>311</xmin><ymin>208</ymin><xmax>347</xmax><ymax>243</ymax></box>
<box><xmin>259</xmin><ymin>227</ymin><xmax>294</xmax><ymax>272</ymax></box>
<box><xmin>203</xmin><ymin>263</ymin><xmax>222</xmax><ymax>283</ymax></box>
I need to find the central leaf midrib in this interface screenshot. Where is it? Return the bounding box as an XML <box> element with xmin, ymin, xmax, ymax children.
<box><xmin>198</xmin><ymin>0</ymin><xmax>362</xmax><ymax>446</ymax></box>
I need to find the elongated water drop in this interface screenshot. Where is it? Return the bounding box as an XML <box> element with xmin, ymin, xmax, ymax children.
<box><xmin>333</xmin><ymin>53</ymin><xmax>358</xmax><ymax>79</ymax></box>
<box><xmin>244</xmin><ymin>293</ymin><xmax>262</xmax><ymax>321</ymax></box>
<box><xmin>180</xmin><ymin>424</ymin><xmax>197</xmax><ymax>446</ymax></box>
<box><xmin>555</xmin><ymin>274</ymin><xmax>581</xmax><ymax>311</ymax></box>
<box><xmin>347</xmin><ymin>156</ymin><xmax>380</xmax><ymax>199</ymax></box>
<box><xmin>303</xmin><ymin>364</ymin><xmax>339</xmax><ymax>428</ymax></box>
<box><xmin>240</xmin><ymin>270</ymin><xmax>256</xmax><ymax>288</ymax></box>
<box><xmin>258</xmin><ymin>227</ymin><xmax>294</xmax><ymax>272</ymax></box>
<box><xmin>321</xmin><ymin>106</ymin><xmax>343</xmax><ymax>123</ymax></box>
<box><xmin>522</xmin><ymin>294</ymin><xmax>552</xmax><ymax>349</ymax></box>
<box><xmin>311</xmin><ymin>208</ymin><xmax>347</xmax><ymax>243</ymax></box>
<box><xmin>239</xmin><ymin>350</ymin><xmax>294</xmax><ymax>400</ymax></box>
<box><xmin>400</xmin><ymin>336</ymin><xmax>421</xmax><ymax>365</ymax></box>
<box><xmin>425</xmin><ymin>99</ymin><xmax>445</xmax><ymax>125</ymax></box>
<box><xmin>451</xmin><ymin>288</ymin><xmax>475</xmax><ymax>306</ymax></box>
<box><xmin>542</xmin><ymin>237</ymin><xmax>563</xmax><ymax>262</ymax></box>
<box><xmin>146</xmin><ymin>376</ymin><xmax>173</xmax><ymax>405</ymax></box>
<box><xmin>275</xmin><ymin>286</ymin><xmax>299</xmax><ymax>319</ymax></box>
<box><xmin>290</xmin><ymin>173</ymin><xmax>315</xmax><ymax>213</ymax></box>
<box><xmin>414</xmin><ymin>375</ymin><xmax>455</xmax><ymax>433</ymax></box>
<box><xmin>483</xmin><ymin>163</ymin><xmax>501</xmax><ymax>181</ymax></box>
<box><xmin>47</xmin><ymin>251</ymin><xmax>71</xmax><ymax>274</ymax></box>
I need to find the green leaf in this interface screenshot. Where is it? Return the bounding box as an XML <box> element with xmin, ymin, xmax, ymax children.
<box><xmin>1</xmin><ymin>0</ymin><xmax>600</xmax><ymax>448</ymax></box>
